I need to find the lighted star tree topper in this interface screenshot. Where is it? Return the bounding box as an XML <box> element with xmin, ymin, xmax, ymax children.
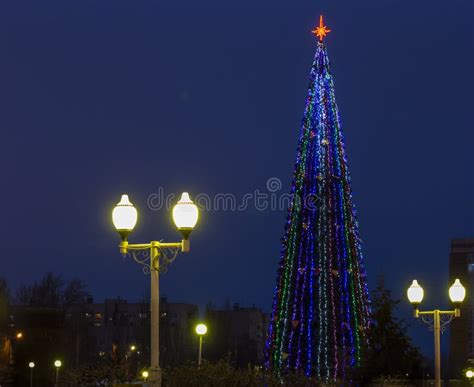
<box><xmin>265</xmin><ymin>16</ymin><xmax>371</xmax><ymax>382</ymax></box>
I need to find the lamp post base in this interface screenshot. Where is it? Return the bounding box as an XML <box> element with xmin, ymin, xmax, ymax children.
<box><xmin>149</xmin><ymin>367</ymin><xmax>162</xmax><ymax>387</ymax></box>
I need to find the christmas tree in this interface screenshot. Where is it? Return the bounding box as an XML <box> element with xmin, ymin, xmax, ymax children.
<box><xmin>265</xmin><ymin>16</ymin><xmax>371</xmax><ymax>382</ymax></box>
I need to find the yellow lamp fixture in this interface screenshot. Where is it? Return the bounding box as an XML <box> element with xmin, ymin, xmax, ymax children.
<box><xmin>29</xmin><ymin>362</ymin><xmax>35</xmax><ymax>368</ymax></box>
<box><xmin>195</xmin><ymin>323</ymin><xmax>208</xmax><ymax>336</ymax></box>
<box><xmin>172</xmin><ymin>192</ymin><xmax>199</xmax><ymax>239</ymax></box>
<box><xmin>112</xmin><ymin>194</ymin><xmax>138</xmax><ymax>241</ymax></box>
<box><xmin>54</xmin><ymin>360</ymin><xmax>62</xmax><ymax>368</ymax></box>
<box><xmin>466</xmin><ymin>369</ymin><xmax>474</xmax><ymax>378</ymax></box>
<box><xmin>449</xmin><ymin>278</ymin><xmax>466</xmax><ymax>304</ymax></box>
<box><xmin>407</xmin><ymin>280</ymin><xmax>424</xmax><ymax>306</ymax></box>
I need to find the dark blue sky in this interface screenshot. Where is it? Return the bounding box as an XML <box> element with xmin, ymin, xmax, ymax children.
<box><xmin>1</xmin><ymin>0</ymin><xmax>473</xmax><ymax>356</ymax></box>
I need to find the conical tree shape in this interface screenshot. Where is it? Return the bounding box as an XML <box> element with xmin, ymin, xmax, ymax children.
<box><xmin>265</xmin><ymin>40</ymin><xmax>371</xmax><ymax>382</ymax></box>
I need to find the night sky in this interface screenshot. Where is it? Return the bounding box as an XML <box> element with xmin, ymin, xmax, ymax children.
<box><xmin>1</xmin><ymin>0</ymin><xmax>473</xmax><ymax>358</ymax></box>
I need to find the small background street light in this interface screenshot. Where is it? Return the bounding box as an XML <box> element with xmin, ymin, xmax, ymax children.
<box><xmin>466</xmin><ymin>369</ymin><xmax>474</xmax><ymax>379</ymax></box>
<box><xmin>195</xmin><ymin>323</ymin><xmax>208</xmax><ymax>367</ymax></box>
<box><xmin>407</xmin><ymin>278</ymin><xmax>466</xmax><ymax>387</ymax></box>
<box><xmin>142</xmin><ymin>370</ymin><xmax>149</xmax><ymax>382</ymax></box>
<box><xmin>16</xmin><ymin>332</ymin><xmax>23</xmax><ymax>340</ymax></box>
<box><xmin>54</xmin><ymin>360</ymin><xmax>62</xmax><ymax>385</ymax></box>
<box><xmin>28</xmin><ymin>362</ymin><xmax>34</xmax><ymax>387</ymax></box>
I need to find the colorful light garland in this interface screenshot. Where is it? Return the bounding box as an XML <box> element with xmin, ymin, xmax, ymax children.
<box><xmin>264</xmin><ymin>22</ymin><xmax>371</xmax><ymax>382</ymax></box>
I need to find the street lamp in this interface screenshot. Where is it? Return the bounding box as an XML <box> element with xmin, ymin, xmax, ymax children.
<box><xmin>142</xmin><ymin>370</ymin><xmax>149</xmax><ymax>382</ymax></box>
<box><xmin>111</xmin><ymin>192</ymin><xmax>199</xmax><ymax>387</ymax></box>
<box><xmin>466</xmin><ymin>369</ymin><xmax>474</xmax><ymax>379</ymax></box>
<box><xmin>407</xmin><ymin>278</ymin><xmax>466</xmax><ymax>387</ymax></box>
<box><xmin>16</xmin><ymin>332</ymin><xmax>23</xmax><ymax>340</ymax></box>
<box><xmin>195</xmin><ymin>323</ymin><xmax>207</xmax><ymax>367</ymax></box>
<box><xmin>28</xmin><ymin>362</ymin><xmax>34</xmax><ymax>387</ymax></box>
<box><xmin>54</xmin><ymin>360</ymin><xmax>62</xmax><ymax>385</ymax></box>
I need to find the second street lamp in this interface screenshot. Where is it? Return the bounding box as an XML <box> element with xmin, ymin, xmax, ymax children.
<box><xmin>407</xmin><ymin>278</ymin><xmax>466</xmax><ymax>387</ymax></box>
<box><xmin>28</xmin><ymin>362</ymin><xmax>34</xmax><ymax>387</ymax></box>
<box><xmin>195</xmin><ymin>323</ymin><xmax>207</xmax><ymax>368</ymax></box>
<box><xmin>112</xmin><ymin>192</ymin><xmax>199</xmax><ymax>387</ymax></box>
<box><xmin>54</xmin><ymin>360</ymin><xmax>62</xmax><ymax>386</ymax></box>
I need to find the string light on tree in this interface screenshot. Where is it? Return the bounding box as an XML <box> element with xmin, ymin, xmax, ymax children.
<box><xmin>265</xmin><ymin>16</ymin><xmax>371</xmax><ymax>382</ymax></box>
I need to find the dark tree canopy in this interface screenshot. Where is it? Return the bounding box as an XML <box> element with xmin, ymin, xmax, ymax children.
<box><xmin>16</xmin><ymin>272</ymin><xmax>87</xmax><ymax>307</ymax></box>
<box><xmin>0</xmin><ymin>278</ymin><xmax>10</xmax><ymax>330</ymax></box>
<box><xmin>361</xmin><ymin>276</ymin><xmax>425</xmax><ymax>381</ymax></box>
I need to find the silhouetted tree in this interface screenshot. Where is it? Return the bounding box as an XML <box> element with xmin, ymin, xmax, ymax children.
<box><xmin>16</xmin><ymin>272</ymin><xmax>63</xmax><ymax>307</ymax></box>
<box><xmin>63</xmin><ymin>278</ymin><xmax>88</xmax><ymax>306</ymax></box>
<box><xmin>16</xmin><ymin>272</ymin><xmax>87</xmax><ymax>307</ymax></box>
<box><xmin>360</xmin><ymin>276</ymin><xmax>425</xmax><ymax>382</ymax></box>
<box><xmin>12</xmin><ymin>273</ymin><xmax>89</xmax><ymax>385</ymax></box>
<box><xmin>0</xmin><ymin>277</ymin><xmax>10</xmax><ymax>330</ymax></box>
<box><xmin>0</xmin><ymin>277</ymin><xmax>13</xmax><ymax>385</ymax></box>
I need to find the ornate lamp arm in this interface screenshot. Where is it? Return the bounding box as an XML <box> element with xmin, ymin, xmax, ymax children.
<box><xmin>118</xmin><ymin>239</ymin><xmax>189</xmax><ymax>274</ymax></box>
<box><xmin>418</xmin><ymin>310</ymin><xmax>456</xmax><ymax>334</ymax></box>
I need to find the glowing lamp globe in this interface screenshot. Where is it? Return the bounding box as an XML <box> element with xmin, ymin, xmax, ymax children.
<box><xmin>112</xmin><ymin>194</ymin><xmax>138</xmax><ymax>240</ymax></box>
<box><xmin>142</xmin><ymin>370</ymin><xmax>149</xmax><ymax>379</ymax></box>
<box><xmin>466</xmin><ymin>370</ymin><xmax>474</xmax><ymax>378</ymax></box>
<box><xmin>449</xmin><ymin>279</ymin><xmax>466</xmax><ymax>304</ymax></box>
<box><xmin>29</xmin><ymin>362</ymin><xmax>35</xmax><ymax>368</ymax></box>
<box><xmin>407</xmin><ymin>280</ymin><xmax>424</xmax><ymax>305</ymax></box>
<box><xmin>54</xmin><ymin>360</ymin><xmax>62</xmax><ymax>368</ymax></box>
<box><xmin>195</xmin><ymin>323</ymin><xmax>208</xmax><ymax>336</ymax></box>
<box><xmin>172</xmin><ymin>192</ymin><xmax>199</xmax><ymax>239</ymax></box>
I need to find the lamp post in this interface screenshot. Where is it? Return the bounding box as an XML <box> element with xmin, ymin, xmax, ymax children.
<box><xmin>112</xmin><ymin>192</ymin><xmax>199</xmax><ymax>387</ymax></box>
<box><xmin>407</xmin><ymin>278</ymin><xmax>466</xmax><ymax>387</ymax></box>
<box><xmin>54</xmin><ymin>360</ymin><xmax>62</xmax><ymax>385</ymax></box>
<box><xmin>125</xmin><ymin>345</ymin><xmax>137</xmax><ymax>380</ymax></box>
<box><xmin>28</xmin><ymin>362</ymin><xmax>34</xmax><ymax>387</ymax></box>
<box><xmin>195</xmin><ymin>323</ymin><xmax>207</xmax><ymax>367</ymax></box>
